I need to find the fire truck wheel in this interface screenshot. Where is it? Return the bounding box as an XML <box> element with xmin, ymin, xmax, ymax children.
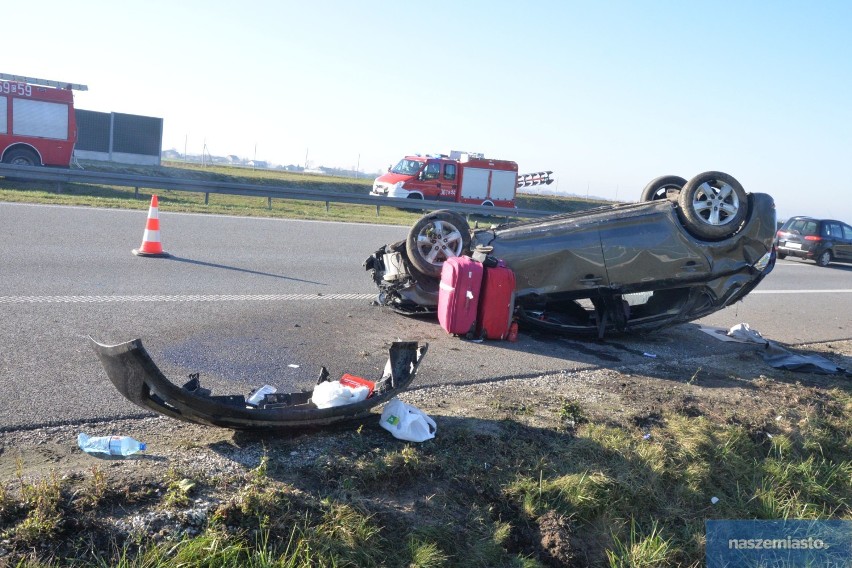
<box><xmin>640</xmin><ymin>175</ymin><xmax>687</xmax><ymax>202</ymax></box>
<box><xmin>401</xmin><ymin>193</ymin><xmax>425</xmax><ymax>213</ymax></box>
<box><xmin>406</xmin><ymin>210</ymin><xmax>472</xmax><ymax>278</ymax></box>
<box><xmin>2</xmin><ymin>148</ymin><xmax>41</xmax><ymax>166</ymax></box>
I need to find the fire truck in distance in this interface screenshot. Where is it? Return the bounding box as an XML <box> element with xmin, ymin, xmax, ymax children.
<box><xmin>370</xmin><ymin>151</ymin><xmax>552</xmax><ymax>209</ymax></box>
<box><xmin>0</xmin><ymin>73</ymin><xmax>88</xmax><ymax>167</ymax></box>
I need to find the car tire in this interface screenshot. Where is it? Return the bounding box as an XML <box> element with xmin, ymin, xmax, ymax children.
<box><xmin>406</xmin><ymin>209</ymin><xmax>471</xmax><ymax>278</ymax></box>
<box><xmin>2</xmin><ymin>147</ymin><xmax>41</xmax><ymax>166</ymax></box>
<box><xmin>640</xmin><ymin>175</ymin><xmax>687</xmax><ymax>202</ymax></box>
<box><xmin>677</xmin><ymin>171</ymin><xmax>749</xmax><ymax>240</ymax></box>
<box><xmin>815</xmin><ymin>250</ymin><xmax>832</xmax><ymax>267</ymax></box>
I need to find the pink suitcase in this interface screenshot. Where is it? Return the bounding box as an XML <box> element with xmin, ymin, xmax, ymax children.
<box><xmin>476</xmin><ymin>263</ymin><xmax>516</xmax><ymax>340</ymax></box>
<box><xmin>438</xmin><ymin>256</ymin><xmax>483</xmax><ymax>337</ymax></box>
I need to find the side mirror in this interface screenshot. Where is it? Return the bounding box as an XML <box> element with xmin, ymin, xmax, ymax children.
<box><xmin>418</xmin><ymin>171</ymin><xmax>425</xmax><ymax>181</ymax></box>
<box><xmin>387</xmin><ymin>164</ymin><xmax>392</xmax><ymax>172</ymax></box>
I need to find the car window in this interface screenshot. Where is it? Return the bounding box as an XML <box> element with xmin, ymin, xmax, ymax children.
<box><xmin>843</xmin><ymin>224</ymin><xmax>852</xmax><ymax>240</ymax></box>
<box><xmin>824</xmin><ymin>223</ymin><xmax>843</xmax><ymax>238</ymax></box>
<box><xmin>789</xmin><ymin>219</ymin><xmax>818</xmax><ymax>236</ymax></box>
<box><xmin>423</xmin><ymin>162</ymin><xmax>440</xmax><ymax>181</ymax></box>
<box><xmin>443</xmin><ymin>163</ymin><xmax>456</xmax><ymax>181</ymax></box>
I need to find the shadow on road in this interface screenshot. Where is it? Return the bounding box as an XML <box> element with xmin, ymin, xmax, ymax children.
<box><xmin>168</xmin><ymin>255</ymin><xmax>326</xmax><ymax>285</ymax></box>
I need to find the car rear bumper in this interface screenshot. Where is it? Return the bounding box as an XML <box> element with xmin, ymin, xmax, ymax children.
<box><xmin>776</xmin><ymin>245</ymin><xmax>814</xmax><ymax>259</ymax></box>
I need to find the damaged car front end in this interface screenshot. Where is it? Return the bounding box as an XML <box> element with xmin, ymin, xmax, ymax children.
<box><xmin>366</xmin><ymin>171</ymin><xmax>776</xmax><ymax>337</ymax></box>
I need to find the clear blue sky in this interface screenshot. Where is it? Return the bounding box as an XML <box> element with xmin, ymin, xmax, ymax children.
<box><xmin>8</xmin><ymin>0</ymin><xmax>852</xmax><ymax>221</ymax></box>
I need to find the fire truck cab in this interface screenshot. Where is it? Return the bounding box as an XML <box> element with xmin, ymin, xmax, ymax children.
<box><xmin>371</xmin><ymin>151</ymin><xmax>519</xmax><ymax>208</ymax></box>
<box><xmin>0</xmin><ymin>73</ymin><xmax>87</xmax><ymax>167</ymax></box>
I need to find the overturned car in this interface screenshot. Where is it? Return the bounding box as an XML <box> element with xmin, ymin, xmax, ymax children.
<box><xmin>366</xmin><ymin>171</ymin><xmax>776</xmax><ymax>337</ymax></box>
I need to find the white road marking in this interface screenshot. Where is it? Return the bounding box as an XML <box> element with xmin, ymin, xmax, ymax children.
<box><xmin>751</xmin><ymin>289</ymin><xmax>852</xmax><ymax>294</ymax></box>
<box><xmin>0</xmin><ymin>294</ymin><xmax>377</xmax><ymax>304</ymax></box>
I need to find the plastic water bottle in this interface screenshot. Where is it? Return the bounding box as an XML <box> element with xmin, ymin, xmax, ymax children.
<box><xmin>78</xmin><ymin>433</ymin><xmax>146</xmax><ymax>456</ymax></box>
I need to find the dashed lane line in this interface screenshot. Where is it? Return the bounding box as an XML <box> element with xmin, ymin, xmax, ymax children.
<box><xmin>0</xmin><ymin>293</ymin><xmax>377</xmax><ymax>304</ymax></box>
<box><xmin>750</xmin><ymin>289</ymin><xmax>852</xmax><ymax>294</ymax></box>
<box><xmin>2</xmin><ymin>290</ymin><xmax>849</xmax><ymax>304</ymax></box>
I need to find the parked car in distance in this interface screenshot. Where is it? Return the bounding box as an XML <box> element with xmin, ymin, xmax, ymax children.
<box><xmin>775</xmin><ymin>216</ymin><xmax>852</xmax><ymax>267</ymax></box>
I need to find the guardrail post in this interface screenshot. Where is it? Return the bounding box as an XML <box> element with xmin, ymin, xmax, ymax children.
<box><xmin>325</xmin><ymin>201</ymin><xmax>330</xmax><ymax>212</ymax></box>
<box><xmin>376</xmin><ymin>205</ymin><xmax>380</xmax><ymax>217</ymax></box>
<box><xmin>134</xmin><ymin>187</ymin><xmax>139</xmax><ymax>199</ymax></box>
<box><xmin>204</xmin><ymin>192</ymin><xmax>209</xmax><ymax>205</ymax></box>
<box><xmin>267</xmin><ymin>196</ymin><xmax>272</xmax><ymax>210</ymax></box>
<box><xmin>56</xmin><ymin>181</ymin><xmax>63</xmax><ymax>194</ymax></box>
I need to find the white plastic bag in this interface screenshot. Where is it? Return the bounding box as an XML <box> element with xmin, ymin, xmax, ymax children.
<box><xmin>312</xmin><ymin>381</ymin><xmax>369</xmax><ymax>409</ymax></box>
<box><xmin>380</xmin><ymin>398</ymin><xmax>437</xmax><ymax>442</ymax></box>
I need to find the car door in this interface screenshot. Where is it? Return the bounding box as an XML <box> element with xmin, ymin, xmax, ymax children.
<box><xmin>437</xmin><ymin>161</ymin><xmax>458</xmax><ymax>202</ymax></box>
<box><xmin>481</xmin><ymin>212</ymin><xmax>609</xmax><ymax>297</ymax></box>
<box><xmin>838</xmin><ymin>223</ymin><xmax>852</xmax><ymax>260</ymax></box>
<box><xmin>600</xmin><ymin>203</ymin><xmax>711</xmax><ymax>289</ymax></box>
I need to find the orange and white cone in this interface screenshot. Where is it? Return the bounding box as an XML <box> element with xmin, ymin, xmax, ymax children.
<box><xmin>132</xmin><ymin>195</ymin><xmax>170</xmax><ymax>258</ymax></box>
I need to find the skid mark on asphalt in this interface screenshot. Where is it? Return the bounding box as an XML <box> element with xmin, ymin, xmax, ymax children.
<box><xmin>0</xmin><ymin>294</ymin><xmax>377</xmax><ymax>303</ymax></box>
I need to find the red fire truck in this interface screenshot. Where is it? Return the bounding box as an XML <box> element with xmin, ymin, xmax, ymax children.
<box><xmin>370</xmin><ymin>151</ymin><xmax>524</xmax><ymax>208</ymax></box>
<box><xmin>1</xmin><ymin>73</ymin><xmax>87</xmax><ymax>167</ymax></box>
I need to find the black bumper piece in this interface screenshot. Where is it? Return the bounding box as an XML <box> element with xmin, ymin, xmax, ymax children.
<box><xmin>90</xmin><ymin>338</ymin><xmax>428</xmax><ymax>430</ymax></box>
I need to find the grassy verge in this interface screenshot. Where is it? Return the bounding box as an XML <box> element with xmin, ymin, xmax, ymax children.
<box><xmin>1</xmin><ymin>384</ymin><xmax>850</xmax><ymax>567</ymax></box>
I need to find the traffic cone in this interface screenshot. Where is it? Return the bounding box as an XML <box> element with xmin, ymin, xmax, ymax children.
<box><xmin>132</xmin><ymin>195</ymin><xmax>170</xmax><ymax>258</ymax></box>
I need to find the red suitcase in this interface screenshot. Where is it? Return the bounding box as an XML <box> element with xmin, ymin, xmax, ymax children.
<box><xmin>438</xmin><ymin>256</ymin><xmax>483</xmax><ymax>336</ymax></box>
<box><xmin>476</xmin><ymin>263</ymin><xmax>516</xmax><ymax>340</ymax></box>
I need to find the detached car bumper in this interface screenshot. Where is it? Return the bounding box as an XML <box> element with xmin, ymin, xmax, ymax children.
<box><xmin>91</xmin><ymin>338</ymin><xmax>428</xmax><ymax>430</ymax></box>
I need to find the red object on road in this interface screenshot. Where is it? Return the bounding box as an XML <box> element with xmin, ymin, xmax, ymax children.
<box><xmin>476</xmin><ymin>263</ymin><xmax>516</xmax><ymax>340</ymax></box>
<box><xmin>339</xmin><ymin>373</ymin><xmax>375</xmax><ymax>397</ymax></box>
<box><xmin>438</xmin><ymin>256</ymin><xmax>483</xmax><ymax>337</ymax></box>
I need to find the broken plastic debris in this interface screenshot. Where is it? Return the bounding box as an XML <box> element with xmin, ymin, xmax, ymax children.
<box><xmin>643</xmin><ymin>433</ymin><xmax>652</xmax><ymax>440</ymax></box>
<box><xmin>288</xmin><ymin>364</ymin><xmax>300</xmax><ymax>368</ymax></box>
<box><xmin>247</xmin><ymin>384</ymin><xmax>277</xmax><ymax>406</ymax></box>
<box><xmin>711</xmin><ymin>496</ymin><xmax>719</xmax><ymax>505</ymax></box>
<box><xmin>643</xmin><ymin>352</ymin><xmax>657</xmax><ymax>358</ymax></box>
<box><xmin>762</xmin><ymin>343</ymin><xmax>847</xmax><ymax>375</ymax></box>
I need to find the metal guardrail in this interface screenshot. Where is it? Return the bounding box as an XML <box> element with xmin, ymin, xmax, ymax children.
<box><xmin>0</xmin><ymin>163</ymin><xmax>556</xmax><ymax>219</ymax></box>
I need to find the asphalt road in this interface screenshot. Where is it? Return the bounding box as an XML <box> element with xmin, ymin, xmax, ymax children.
<box><xmin>2</xmin><ymin>202</ymin><xmax>851</xmax><ymax>430</ymax></box>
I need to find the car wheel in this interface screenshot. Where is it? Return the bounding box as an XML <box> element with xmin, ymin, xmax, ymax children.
<box><xmin>640</xmin><ymin>175</ymin><xmax>687</xmax><ymax>202</ymax></box>
<box><xmin>406</xmin><ymin>210</ymin><xmax>471</xmax><ymax>278</ymax></box>
<box><xmin>677</xmin><ymin>171</ymin><xmax>749</xmax><ymax>240</ymax></box>
<box><xmin>815</xmin><ymin>250</ymin><xmax>832</xmax><ymax>267</ymax></box>
<box><xmin>2</xmin><ymin>147</ymin><xmax>40</xmax><ymax>166</ymax></box>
